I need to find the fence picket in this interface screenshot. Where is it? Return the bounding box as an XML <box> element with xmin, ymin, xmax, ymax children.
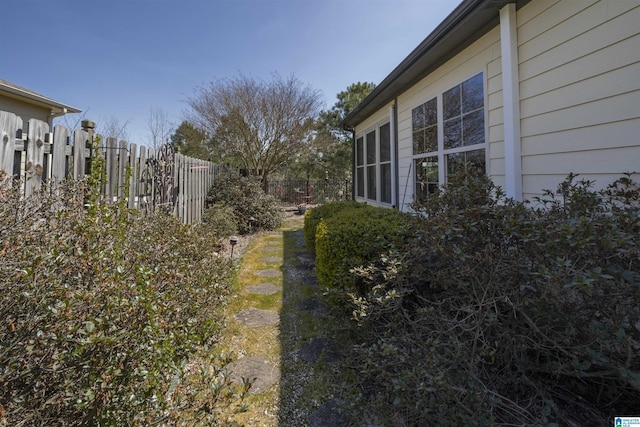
<box><xmin>0</xmin><ymin>111</ymin><xmax>17</xmax><ymax>178</ymax></box>
<box><xmin>51</xmin><ymin>125</ymin><xmax>68</xmax><ymax>183</ymax></box>
<box><xmin>25</xmin><ymin>118</ymin><xmax>49</xmax><ymax>197</ymax></box>
<box><xmin>73</xmin><ymin>129</ymin><xmax>87</xmax><ymax>179</ymax></box>
<box><xmin>128</xmin><ymin>143</ymin><xmax>138</xmax><ymax>209</ymax></box>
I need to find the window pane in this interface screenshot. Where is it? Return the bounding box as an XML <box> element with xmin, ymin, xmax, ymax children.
<box><xmin>366</xmin><ymin>131</ymin><xmax>376</xmax><ymax>164</ymax></box>
<box><xmin>356</xmin><ymin>137</ymin><xmax>364</xmax><ymax>166</ymax></box>
<box><xmin>367</xmin><ymin>165</ymin><xmax>376</xmax><ymax>200</ymax></box>
<box><xmin>380</xmin><ymin>123</ymin><xmax>391</xmax><ymax>162</ymax></box>
<box><xmin>446</xmin><ymin>149</ymin><xmax>485</xmax><ymax>178</ymax></box>
<box><xmin>381</xmin><ymin>163</ymin><xmax>391</xmax><ymax>204</ymax></box>
<box><xmin>425</xmin><ymin>97</ymin><xmax>437</xmax><ymax>125</ymax></box>
<box><xmin>357</xmin><ymin>167</ymin><xmax>364</xmax><ymax>197</ymax></box>
<box><xmin>461</xmin><ymin>73</ymin><xmax>484</xmax><ymax>113</ymax></box>
<box><xmin>443</xmin><ymin>85</ymin><xmax>460</xmax><ymax>120</ymax></box>
<box><xmin>425</xmin><ymin>126</ymin><xmax>437</xmax><ymax>153</ymax></box>
<box><xmin>446</xmin><ymin>152</ymin><xmax>465</xmax><ymax>177</ymax></box>
<box><xmin>415</xmin><ymin>156</ymin><xmax>439</xmax><ymax>201</ymax></box>
<box><xmin>413</xmin><ymin>129</ymin><xmax>424</xmax><ymax>154</ymax></box>
<box><xmin>412</xmin><ymin>104</ymin><xmax>425</xmax><ymax>128</ymax></box>
<box><xmin>444</xmin><ymin>117</ymin><xmax>462</xmax><ymax>149</ymax></box>
<box><xmin>462</xmin><ymin>109</ymin><xmax>485</xmax><ymax>146</ymax></box>
<box><xmin>413</xmin><ymin>97</ymin><xmax>437</xmax><ymax>155</ymax></box>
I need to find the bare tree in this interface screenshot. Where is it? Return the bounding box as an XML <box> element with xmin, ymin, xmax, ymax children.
<box><xmin>97</xmin><ymin>114</ymin><xmax>131</xmax><ymax>142</ymax></box>
<box><xmin>145</xmin><ymin>107</ymin><xmax>173</xmax><ymax>151</ymax></box>
<box><xmin>187</xmin><ymin>73</ymin><xmax>323</xmax><ymax>182</ymax></box>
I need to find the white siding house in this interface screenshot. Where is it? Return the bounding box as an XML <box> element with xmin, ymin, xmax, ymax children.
<box><xmin>343</xmin><ymin>0</ymin><xmax>640</xmax><ymax>209</ymax></box>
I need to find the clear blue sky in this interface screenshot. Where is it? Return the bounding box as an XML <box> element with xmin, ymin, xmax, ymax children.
<box><xmin>1</xmin><ymin>0</ymin><xmax>457</xmax><ymax>145</ymax></box>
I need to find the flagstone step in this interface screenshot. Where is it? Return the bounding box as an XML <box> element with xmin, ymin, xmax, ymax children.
<box><xmin>235</xmin><ymin>308</ymin><xmax>279</xmax><ymax>328</ymax></box>
<box><xmin>225</xmin><ymin>356</ymin><xmax>280</xmax><ymax>394</ymax></box>
<box><xmin>253</xmin><ymin>268</ymin><xmax>282</xmax><ymax>277</ymax></box>
<box><xmin>246</xmin><ymin>283</ymin><xmax>281</xmax><ymax>295</ymax></box>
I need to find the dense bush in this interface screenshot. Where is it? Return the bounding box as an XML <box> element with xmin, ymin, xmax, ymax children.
<box><xmin>303</xmin><ymin>200</ymin><xmax>366</xmax><ymax>250</ymax></box>
<box><xmin>0</xmin><ymin>169</ymin><xmax>245</xmax><ymax>425</ymax></box>
<box><xmin>313</xmin><ymin>203</ymin><xmax>411</xmax><ymax>303</ymax></box>
<box><xmin>339</xmin><ymin>172</ymin><xmax>640</xmax><ymax>425</ymax></box>
<box><xmin>202</xmin><ymin>202</ymin><xmax>239</xmax><ymax>237</ymax></box>
<box><xmin>205</xmin><ymin>175</ymin><xmax>283</xmax><ymax>234</ymax></box>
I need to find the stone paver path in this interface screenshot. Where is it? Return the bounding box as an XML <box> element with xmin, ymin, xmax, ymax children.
<box><xmin>253</xmin><ymin>268</ymin><xmax>282</xmax><ymax>277</ymax></box>
<box><xmin>226</xmin><ymin>356</ymin><xmax>280</xmax><ymax>394</ymax></box>
<box><xmin>259</xmin><ymin>256</ymin><xmax>283</xmax><ymax>263</ymax></box>
<box><xmin>222</xmin><ymin>213</ymin><xmax>349</xmax><ymax>426</ymax></box>
<box><xmin>246</xmin><ymin>283</ymin><xmax>281</xmax><ymax>295</ymax></box>
<box><xmin>235</xmin><ymin>308</ymin><xmax>279</xmax><ymax>328</ymax></box>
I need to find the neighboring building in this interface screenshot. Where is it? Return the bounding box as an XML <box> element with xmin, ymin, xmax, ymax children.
<box><xmin>0</xmin><ymin>78</ymin><xmax>80</xmax><ymax>127</ymax></box>
<box><xmin>342</xmin><ymin>0</ymin><xmax>640</xmax><ymax>210</ymax></box>
<box><xmin>0</xmin><ymin>79</ymin><xmax>81</xmax><ymax>182</ymax></box>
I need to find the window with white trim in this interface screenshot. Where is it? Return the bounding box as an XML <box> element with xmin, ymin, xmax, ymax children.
<box><xmin>379</xmin><ymin>123</ymin><xmax>391</xmax><ymax>204</ymax></box>
<box><xmin>413</xmin><ymin>72</ymin><xmax>486</xmax><ymax>201</ymax></box>
<box><xmin>355</xmin><ymin>122</ymin><xmax>392</xmax><ymax>204</ymax></box>
<box><xmin>356</xmin><ymin>136</ymin><xmax>364</xmax><ymax>197</ymax></box>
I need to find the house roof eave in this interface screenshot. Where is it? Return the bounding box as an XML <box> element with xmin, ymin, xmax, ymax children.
<box><xmin>0</xmin><ymin>79</ymin><xmax>82</xmax><ymax>115</ymax></box>
<box><xmin>342</xmin><ymin>0</ymin><xmax>528</xmax><ymax>129</ymax></box>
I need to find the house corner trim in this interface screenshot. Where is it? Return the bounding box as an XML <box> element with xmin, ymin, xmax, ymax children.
<box><xmin>500</xmin><ymin>3</ymin><xmax>523</xmax><ymax>201</ymax></box>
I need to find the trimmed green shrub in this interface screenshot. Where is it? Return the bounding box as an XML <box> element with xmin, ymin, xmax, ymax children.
<box><xmin>340</xmin><ymin>172</ymin><xmax>640</xmax><ymax>425</ymax></box>
<box><xmin>0</xmin><ymin>166</ymin><xmax>244</xmax><ymax>424</ymax></box>
<box><xmin>303</xmin><ymin>200</ymin><xmax>366</xmax><ymax>250</ymax></box>
<box><xmin>314</xmin><ymin>204</ymin><xmax>411</xmax><ymax>302</ymax></box>
<box><xmin>202</xmin><ymin>202</ymin><xmax>238</xmax><ymax>237</ymax></box>
<box><xmin>206</xmin><ymin>175</ymin><xmax>283</xmax><ymax>234</ymax></box>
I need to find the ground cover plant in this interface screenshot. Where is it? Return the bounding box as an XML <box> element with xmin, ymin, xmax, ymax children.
<box><xmin>0</xmin><ymin>162</ymin><xmax>247</xmax><ymax>425</ymax></box>
<box><xmin>312</xmin><ymin>173</ymin><xmax>640</xmax><ymax>425</ymax></box>
<box><xmin>204</xmin><ymin>175</ymin><xmax>284</xmax><ymax>235</ymax></box>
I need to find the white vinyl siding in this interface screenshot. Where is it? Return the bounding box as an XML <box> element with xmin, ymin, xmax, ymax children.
<box><xmin>517</xmin><ymin>0</ymin><xmax>640</xmax><ymax>199</ymax></box>
<box><xmin>0</xmin><ymin>97</ymin><xmax>52</xmax><ymax>126</ymax></box>
<box><xmin>354</xmin><ymin>0</ymin><xmax>640</xmax><ymax>209</ymax></box>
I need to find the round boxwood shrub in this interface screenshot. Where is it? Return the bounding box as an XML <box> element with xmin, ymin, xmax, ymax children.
<box><xmin>303</xmin><ymin>200</ymin><xmax>367</xmax><ymax>250</ymax></box>
<box><xmin>206</xmin><ymin>175</ymin><xmax>284</xmax><ymax>234</ymax></box>
<box><xmin>314</xmin><ymin>204</ymin><xmax>411</xmax><ymax>300</ymax></box>
<box><xmin>202</xmin><ymin>202</ymin><xmax>238</xmax><ymax>237</ymax></box>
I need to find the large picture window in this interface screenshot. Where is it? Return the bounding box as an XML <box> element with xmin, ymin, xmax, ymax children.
<box><xmin>412</xmin><ymin>72</ymin><xmax>486</xmax><ymax>201</ymax></box>
<box><xmin>355</xmin><ymin>121</ymin><xmax>393</xmax><ymax>204</ymax></box>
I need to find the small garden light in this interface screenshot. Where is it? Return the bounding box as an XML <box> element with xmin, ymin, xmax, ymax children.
<box><xmin>249</xmin><ymin>216</ymin><xmax>256</xmax><ymax>233</ymax></box>
<box><xmin>229</xmin><ymin>235</ymin><xmax>238</xmax><ymax>258</ymax></box>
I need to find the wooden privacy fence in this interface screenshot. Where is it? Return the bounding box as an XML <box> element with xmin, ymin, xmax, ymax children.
<box><xmin>0</xmin><ymin>110</ymin><xmax>225</xmax><ymax>224</ymax></box>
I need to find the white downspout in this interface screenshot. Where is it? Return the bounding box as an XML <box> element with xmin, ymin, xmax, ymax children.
<box><xmin>500</xmin><ymin>3</ymin><xmax>523</xmax><ymax>201</ymax></box>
